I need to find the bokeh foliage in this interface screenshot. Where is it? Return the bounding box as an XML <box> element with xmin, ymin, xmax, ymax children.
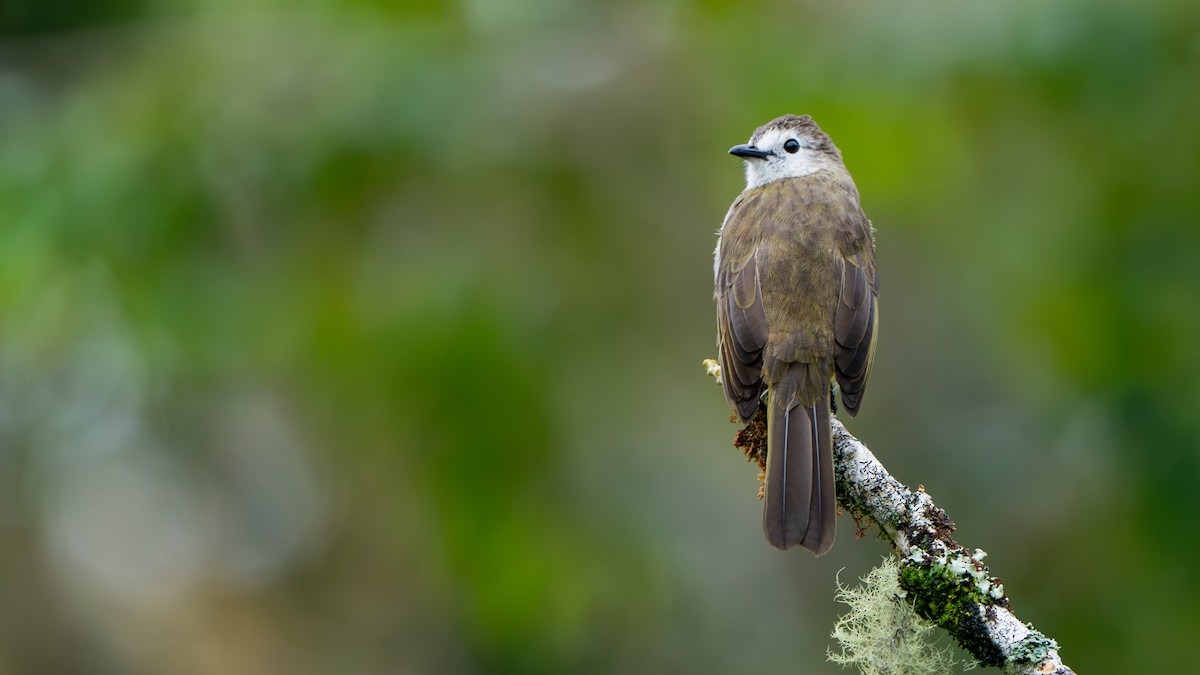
<box><xmin>1</xmin><ymin>0</ymin><xmax>1198</xmax><ymax>672</ymax></box>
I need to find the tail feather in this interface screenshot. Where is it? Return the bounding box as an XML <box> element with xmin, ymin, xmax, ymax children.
<box><xmin>763</xmin><ymin>383</ymin><xmax>836</xmax><ymax>555</ymax></box>
<box><xmin>799</xmin><ymin>399</ymin><xmax>835</xmax><ymax>555</ymax></box>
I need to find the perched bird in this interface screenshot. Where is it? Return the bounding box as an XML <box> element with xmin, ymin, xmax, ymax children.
<box><xmin>714</xmin><ymin>115</ymin><xmax>878</xmax><ymax>555</ymax></box>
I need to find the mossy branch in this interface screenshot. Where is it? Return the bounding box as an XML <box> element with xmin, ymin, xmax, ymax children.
<box><xmin>828</xmin><ymin>417</ymin><xmax>1072</xmax><ymax>674</ymax></box>
<box><xmin>704</xmin><ymin>359</ymin><xmax>1073</xmax><ymax>674</ymax></box>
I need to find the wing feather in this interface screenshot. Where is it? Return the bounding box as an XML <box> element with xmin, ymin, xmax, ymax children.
<box><xmin>834</xmin><ymin>249</ymin><xmax>878</xmax><ymax>416</ymax></box>
<box><xmin>716</xmin><ymin>235</ymin><xmax>768</xmax><ymax>422</ymax></box>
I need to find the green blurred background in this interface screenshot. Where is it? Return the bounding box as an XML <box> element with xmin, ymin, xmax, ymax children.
<box><xmin>1</xmin><ymin>0</ymin><xmax>1197</xmax><ymax>672</ymax></box>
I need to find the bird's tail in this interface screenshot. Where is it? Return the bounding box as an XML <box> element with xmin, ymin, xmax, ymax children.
<box><xmin>763</xmin><ymin>375</ymin><xmax>835</xmax><ymax>555</ymax></box>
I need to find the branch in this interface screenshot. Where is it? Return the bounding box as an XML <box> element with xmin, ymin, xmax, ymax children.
<box><xmin>830</xmin><ymin>418</ymin><xmax>1072</xmax><ymax>674</ymax></box>
<box><xmin>703</xmin><ymin>360</ymin><xmax>1073</xmax><ymax>674</ymax></box>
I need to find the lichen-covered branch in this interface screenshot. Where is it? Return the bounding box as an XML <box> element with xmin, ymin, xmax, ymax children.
<box><xmin>703</xmin><ymin>359</ymin><xmax>1073</xmax><ymax>674</ymax></box>
<box><xmin>830</xmin><ymin>418</ymin><xmax>1072</xmax><ymax>674</ymax></box>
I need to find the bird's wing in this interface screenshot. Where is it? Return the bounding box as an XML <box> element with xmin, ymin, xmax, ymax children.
<box><xmin>834</xmin><ymin>242</ymin><xmax>878</xmax><ymax>416</ymax></box>
<box><xmin>716</xmin><ymin>215</ymin><xmax>768</xmax><ymax>422</ymax></box>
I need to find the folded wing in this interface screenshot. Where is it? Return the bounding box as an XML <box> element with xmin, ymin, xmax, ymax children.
<box><xmin>834</xmin><ymin>248</ymin><xmax>878</xmax><ymax>415</ymax></box>
<box><xmin>716</xmin><ymin>243</ymin><xmax>767</xmax><ymax>422</ymax></box>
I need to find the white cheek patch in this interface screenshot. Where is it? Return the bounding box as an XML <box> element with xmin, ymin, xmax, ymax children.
<box><xmin>741</xmin><ymin>127</ymin><xmax>836</xmax><ymax>189</ymax></box>
<box><xmin>742</xmin><ymin>145</ymin><xmax>834</xmax><ymax>189</ymax></box>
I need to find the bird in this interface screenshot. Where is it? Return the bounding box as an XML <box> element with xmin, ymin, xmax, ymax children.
<box><xmin>714</xmin><ymin>114</ymin><xmax>878</xmax><ymax>555</ymax></box>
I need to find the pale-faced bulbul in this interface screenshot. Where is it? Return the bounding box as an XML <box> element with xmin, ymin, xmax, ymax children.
<box><xmin>714</xmin><ymin>114</ymin><xmax>878</xmax><ymax>555</ymax></box>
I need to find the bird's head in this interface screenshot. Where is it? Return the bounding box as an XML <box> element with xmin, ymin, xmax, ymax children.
<box><xmin>729</xmin><ymin>114</ymin><xmax>845</xmax><ymax>189</ymax></box>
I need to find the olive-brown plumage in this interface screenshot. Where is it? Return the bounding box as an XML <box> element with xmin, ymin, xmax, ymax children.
<box><xmin>715</xmin><ymin>115</ymin><xmax>877</xmax><ymax>555</ymax></box>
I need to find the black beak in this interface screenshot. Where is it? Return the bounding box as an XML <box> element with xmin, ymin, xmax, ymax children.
<box><xmin>729</xmin><ymin>144</ymin><xmax>771</xmax><ymax>159</ymax></box>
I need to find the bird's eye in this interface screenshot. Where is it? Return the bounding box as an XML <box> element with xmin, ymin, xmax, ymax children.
<box><xmin>783</xmin><ymin>139</ymin><xmax>801</xmax><ymax>154</ymax></box>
